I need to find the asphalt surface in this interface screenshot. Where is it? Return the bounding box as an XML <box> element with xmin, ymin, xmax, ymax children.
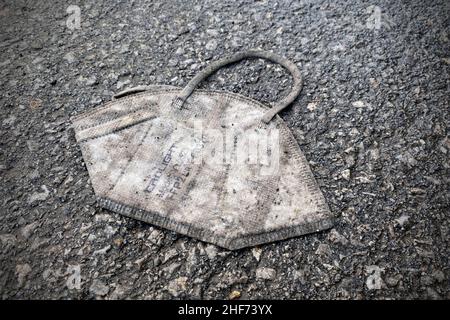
<box><xmin>0</xmin><ymin>0</ymin><xmax>448</xmax><ymax>299</ymax></box>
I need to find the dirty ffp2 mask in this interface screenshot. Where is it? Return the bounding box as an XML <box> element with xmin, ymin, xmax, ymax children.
<box><xmin>72</xmin><ymin>50</ymin><xmax>334</xmax><ymax>250</ymax></box>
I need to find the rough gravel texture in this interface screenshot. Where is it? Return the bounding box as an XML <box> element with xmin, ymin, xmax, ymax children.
<box><xmin>0</xmin><ymin>0</ymin><xmax>449</xmax><ymax>299</ymax></box>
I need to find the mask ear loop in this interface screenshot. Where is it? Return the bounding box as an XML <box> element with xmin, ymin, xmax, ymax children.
<box><xmin>173</xmin><ymin>50</ymin><xmax>303</xmax><ymax>123</ymax></box>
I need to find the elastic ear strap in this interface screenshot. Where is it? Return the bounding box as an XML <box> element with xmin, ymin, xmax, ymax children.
<box><xmin>173</xmin><ymin>50</ymin><xmax>302</xmax><ymax>123</ymax></box>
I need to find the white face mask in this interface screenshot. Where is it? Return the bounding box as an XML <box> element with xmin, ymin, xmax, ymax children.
<box><xmin>71</xmin><ymin>50</ymin><xmax>333</xmax><ymax>250</ymax></box>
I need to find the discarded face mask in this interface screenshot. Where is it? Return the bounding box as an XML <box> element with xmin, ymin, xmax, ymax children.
<box><xmin>72</xmin><ymin>50</ymin><xmax>334</xmax><ymax>250</ymax></box>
